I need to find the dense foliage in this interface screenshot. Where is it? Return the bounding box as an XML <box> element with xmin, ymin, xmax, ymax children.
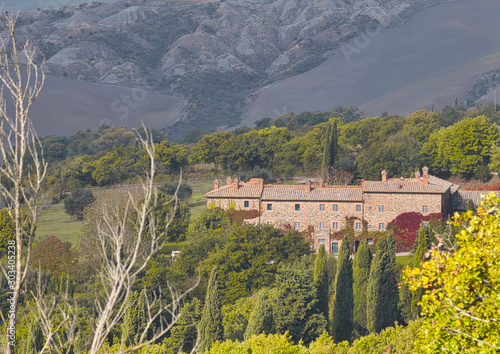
<box><xmin>10</xmin><ymin>104</ymin><xmax>500</xmax><ymax>352</ymax></box>
<box><xmin>405</xmin><ymin>193</ymin><xmax>500</xmax><ymax>352</ymax></box>
<box><xmin>63</xmin><ymin>189</ymin><xmax>96</xmax><ymax>219</ymax></box>
<box><xmin>40</xmin><ymin>105</ymin><xmax>500</xmax><ymax>192</ymax></box>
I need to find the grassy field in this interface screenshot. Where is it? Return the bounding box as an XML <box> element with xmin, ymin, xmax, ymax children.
<box><xmin>188</xmin><ymin>180</ymin><xmax>213</xmax><ymax>220</ymax></box>
<box><xmin>34</xmin><ymin>180</ymin><xmax>213</xmax><ymax>249</ymax></box>
<box><xmin>36</xmin><ymin>201</ymin><xmax>83</xmax><ymax>247</ymax></box>
<box><xmin>396</xmin><ymin>255</ymin><xmax>411</xmax><ymax>266</ymax></box>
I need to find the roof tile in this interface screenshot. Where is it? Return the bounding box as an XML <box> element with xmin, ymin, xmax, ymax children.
<box><xmin>204</xmin><ymin>183</ymin><xmax>263</xmax><ymax>198</ymax></box>
<box><xmin>363</xmin><ymin>180</ymin><xmax>447</xmax><ymax>194</ymax></box>
<box><xmin>262</xmin><ymin>185</ymin><xmax>363</xmax><ymax>201</ymax></box>
<box><xmin>452</xmin><ymin>190</ymin><xmax>500</xmax><ymax>210</ymax></box>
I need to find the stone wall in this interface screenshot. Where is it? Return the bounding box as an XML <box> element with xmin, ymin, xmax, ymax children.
<box><xmin>259</xmin><ymin>200</ymin><xmax>361</xmax><ymax>231</ymax></box>
<box><xmin>208</xmin><ymin>190</ymin><xmax>445</xmax><ymax>254</ymax></box>
<box><xmin>206</xmin><ymin>197</ymin><xmax>260</xmax><ymax>211</ymax></box>
<box><xmin>363</xmin><ymin>192</ymin><xmax>442</xmax><ymax>230</ymax></box>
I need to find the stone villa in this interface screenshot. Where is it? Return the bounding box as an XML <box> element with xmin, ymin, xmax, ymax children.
<box><xmin>205</xmin><ymin>168</ymin><xmax>489</xmax><ymax>254</ymax></box>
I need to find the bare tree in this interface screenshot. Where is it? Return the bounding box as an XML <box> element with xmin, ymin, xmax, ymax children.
<box><xmin>0</xmin><ymin>14</ymin><xmax>197</xmax><ymax>352</ymax></box>
<box><xmin>0</xmin><ymin>13</ymin><xmax>47</xmax><ymax>354</ymax></box>
<box><xmin>28</xmin><ymin>129</ymin><xmax>199</xmax><ymax>353</ymax></box>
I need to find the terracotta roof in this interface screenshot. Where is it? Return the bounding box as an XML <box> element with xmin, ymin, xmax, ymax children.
<box><xmin>261</xmin><ymin>185</ymin><xmax>363</xmax><ymax>201</ymax></box>
<box><xmin>206</xmin><ymin>175</ymin><xmax>455</xmax><ymax>200</ymax></box>
<box><xmin>428</xmin><ymin>175</ymin><xmax>459</xmax><ymax>194</ymax></box>
<box><xmin>204</xmin><ymin>182</ymin><xmax>263</xmax><ymax>198</ymax></box>
<box><xmin>363</xmin><ymin>180</ymin><xmax>446</xmax><ymax>194</ymax></box>
<box><xmin>452</xmin><ymin>190</ymin><xmax>500</xmax><ymax>211</ymax></box>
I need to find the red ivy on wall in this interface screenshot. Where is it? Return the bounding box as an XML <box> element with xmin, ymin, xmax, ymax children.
<box><xmin>225</xmin><ymin>209</ymin><xmax>260</xmax><ymax>224</ymax></box>
<box><xmin>463</xmin><ymin>184</ymin><xmax>500</xmax><ymax>191</ymax></box>
<box><xmin>387</xmin><ymin>212</ymin><xmax>442</xmax><ymax>252</ymax></box>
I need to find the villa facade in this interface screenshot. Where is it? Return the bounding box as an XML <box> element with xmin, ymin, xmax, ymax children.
<box><xmin>204</xmin><ymin>168</ymin><xmax>475</xmax><ymax>254</ymax></box>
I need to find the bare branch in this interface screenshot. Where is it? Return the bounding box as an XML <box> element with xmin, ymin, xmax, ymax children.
<box><xmin>0</xmin><ymin>12</ymin><xmax>47</xmax><ymax>354</ymax></box>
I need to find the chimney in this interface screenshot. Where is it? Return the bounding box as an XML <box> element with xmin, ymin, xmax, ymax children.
<box><xmin>226</xmin><ymin>176</ymin><xmax>232</xmax><ymax>186</ymax></box>
<box><xmin>213</xmin><ymin>179</ymin><xmax>219</xmax><ymax>190</ymax></box>
<box><xmin>234</xmin><ymin>177</ymin><xmax>240</xmax><ymax>189</ymax></box>
<box><xmin>381</xmin><ymin>170</ymin><xmax>387</xmax><ymax>182</ymax></box>
<box><xmin>422</xmin><ymin>167</ymin><xmax>429</xmax><ymax>184</ymax></box>
<box><xmin>306</xmin><ymin>180</ymin><xmax>312</xmax><ymax>192</ymax></box>
<box><xmin>415</xmin><ymin>171</ymin><xmax>421</xmax><ymax>179</ymax></box>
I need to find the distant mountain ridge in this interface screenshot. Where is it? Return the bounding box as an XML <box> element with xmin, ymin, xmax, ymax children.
<box><xmin>2</xmin><ymin>0</ymin><xmax>119</xmax><ymax>12</ymax></box>
<box><xmin>10</xmin><ymin>0</ymin><xmax>479</xmax><ymax>139</ymax></box>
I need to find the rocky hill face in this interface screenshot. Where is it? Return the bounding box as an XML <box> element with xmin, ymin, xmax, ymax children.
<box><xmin>13</xmin><ymin>0</ymin><xmax>448</xmax><ymax>139</ymax></box>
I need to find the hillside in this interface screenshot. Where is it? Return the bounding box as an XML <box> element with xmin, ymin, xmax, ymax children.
<box><xmin>241</xmin><ymin>0</ymin><xmax>500</xmax><ymax>125</ymax></box>
<box><xmin>12</xmin><ymin>0</ymin><xmax>448</xmax><ymax>139</ymax></box>
<box><xmin>2</xmin><ymin>0</ymin><xmax>120</xmax><ymax>12</ymax></box>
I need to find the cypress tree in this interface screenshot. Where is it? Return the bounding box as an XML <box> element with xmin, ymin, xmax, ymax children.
<box><xmin>412</xmin><ymin>224</ymin><xmax>434</xmax><ymax>269</ymax></box>
<box><xmin>353</xmin><ymin>240</ymin><xmax>372</xmax><ymax>335</ymax></box>
<box><xmin>25</xmin><ymin>318</ymin><xmax>43</xmax><ymax>353</ymax></box>
<box><xmin>329</xmin><ymin>120</ymin><xmax>338</xmax><ymax>168</ymax></box>
<box><xmin>466</xmin><ymin>199</ymin><xmax>475</xmax><ymax>211</ymax></box>
<box><xmin>244</xmin><ymin>289</ymin><xmax>274</xmax><ymax>339</ymax></box>
<box><xmin>398</xmin><ymin>282</ymin><xmax>413</xmax><ymax>325</ymax></box>
<box><xmin>331</xmin><ymin>236</ymin><xmax>354</xmax><ymax>343</ymax></box>
<box><xmin>366</xmin><ymin>234</ymin><xmax>399</xmax><ymax>333</ymax></box>
<box><xmin>314</xmin><ymin>244</ymin><xmax>329</xmax><ymax>326</ymax></box>
<box><xmin>321</xmin><ymin>123</ymin><xmax>332</xmax><ymax>171</ymax></box>
<box><xmin>272</xmin><ymin>264</ymin><xmax>327</xmax><ymax>344</ymax></box>
<box><xmin>121</xmin><ymin>290</ymin><xmax>148</xmax><ymax>345</ymax></box>
<box><xmin>162</xmin><ymin>298</ymin><xmax>203</xmax><ymax>354</ymax></box>
<box><xmin>200</xmin><ymin>268</ymin><xmax>223</xmax><ymax>351</ymax></box>
<box><xmin>411</xmin><ymin>224</ymin><xmax>434</xmax><ymax>319</ymax></box>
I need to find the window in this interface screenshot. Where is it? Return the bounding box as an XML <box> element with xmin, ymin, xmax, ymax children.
<box><xmin>333</xmin><ymin>204</ymin><xmax>338</xmax><ymax>212</ymax></box>
<box><xmin>379</xmin><ymin>205</ymin><xmax>384</xmax><ymax>212</ymax></box>
<box><xmin>319</xmin><ymin>204</ymin><xmax>325</xmax><ymax>211</ymax></box>
<box><xmin>332</xmin><ymin>222</ymin><xmax>338</xmax><ymax>230</ymax></box>
<box><xmin>295</xmin><ymin>204</ymin><xmax>300</xmax><ymax>211</ymax></box>
<box><xmin>267</xmin><ymin>221</ymin><xmax>273</xmax><ymax>225</ymax></box>
<box><xmin>422</xmin><ymin>205</ymin><xmax>428</xmax><ymax>213</ymax></box>
<box><xmin>355</xmin><ymin>221</ymin><xmax>362</xmax><ymax>230</ymax></box>
<box><xmin>318</xmin><ymin>238</ymin><xmax>325</xmax><ymax>244</ymax></box>
<box><xmin>267</xmin><ymin>203</ymin><xmax>272</xmax><ymax>211</ymax></box>
<box><xmin>319</xmin><ymin>222</ymin><xmax>325</xmax><ymax>229</ymax></box>
<box><xmin>294</xmin><ymin>221</ymin><xmax>300</xmax><ymax>229</ymax></box>
<box><xmin>369</xmin><ymin>206</ymin><xmax>372</xmax><ymax>211</ymax></box>
<box><xmin>368</xmin><ymin>224</ymin><xmax>372</xmax><ymax>230</ymax></box>
<box><xmin>367</xmin><ymin>238</ymin><xmax>374</xmax><ymax>245</ymax></box>
<box><xmin>379</xmin><ymin>222</ymin><xmax>384</xmax><ymax>230</ymax></box>
<box><xmin>244</xmin><ymin>201</ymin><xmax>249</xmax><ymax>208</ymax></box>
<box><xmin>332</xmin><ymin>242</ymin><xmax>339</xmax><ymax>254</ymax></box>
<box><xmin>356</xmin><ymin>204</ymin><xmax>361</xmax><ymax>212</ymax></box>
